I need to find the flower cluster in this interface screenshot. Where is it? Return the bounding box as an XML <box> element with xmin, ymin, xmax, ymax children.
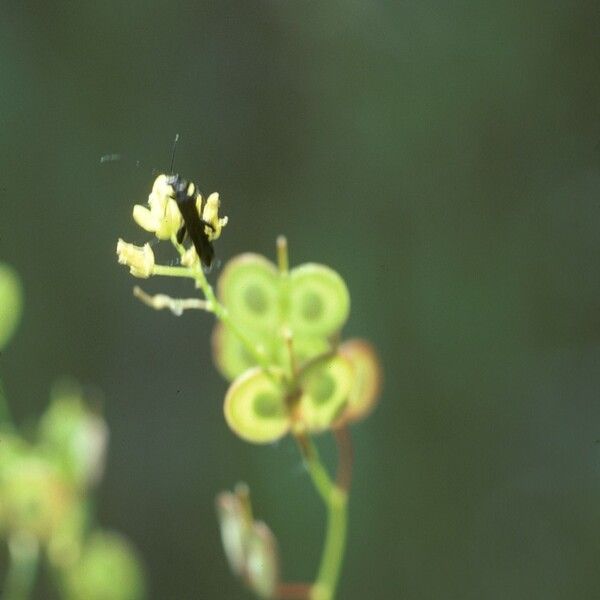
<box><xmin>116</xmin><ymin>182</ymin><xmax>380</xmax><ymax>444</ymax></box>
<box><xmin>117</xmin><ymin>174</ymin><xmax>228</xmax><ymax>276</ymax></box>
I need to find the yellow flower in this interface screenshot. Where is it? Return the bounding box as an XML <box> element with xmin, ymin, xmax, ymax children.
<box><xmin>200</xmin><ymin>192</ymin><xmax>228</xmax><ymax>241</ymax></box>
<box><xmin>116</xmin><ymin>239</ymin><xmax>155</xmax><ymax>278</ymax></box>
<box><xmin>132</xmin><ymin>175</ymin><xmax>182</xmax><ymax>240</ymax></box>
<box><xmin>180</xmin><ymin>246</ymin><xmax>199</xmax><ymax>268</ymax></box>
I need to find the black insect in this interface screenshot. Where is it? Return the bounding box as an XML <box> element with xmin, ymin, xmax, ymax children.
<box><xmin>166</xmin><ymin>174</ymin><xmax>215</xmax><ymax>269</ymax></box>
<box><xmin>163</xmin><ymin>134</ymin><xmax>216</xmax><ymax>269</ymax></box>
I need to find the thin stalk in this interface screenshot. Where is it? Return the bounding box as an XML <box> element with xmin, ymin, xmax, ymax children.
<box><xmin>152</xmin><ymin>264</ymin><xmax>198</xmax><ymax>279</ymax></box>
<box><xmin>311</xmin><ymin>489</ymin><xmax>348</xmax><ymax>600</ymax></box>
<box><xmin>133</xmin><ymin>286</ymin><xmax>209</xmax><ymax>315</ymax></box>
<box><xmin>296</xmin><ymin>434</ymin><xmax>333</xmax><ymax>503</ymax></box>
<box><xmin>275</xmin><ymin>236</ymin><xmax>295</xmax><ymax>380</ymax></box>
<box><xmin>295</xmin><ymin>433</ymin><xmax>352</xmax><ymax>600</ymax></box>
<box><xmin>277</xmin><ymin>235</ymin><xmax>289</xmax><ymax>274</ymax></box>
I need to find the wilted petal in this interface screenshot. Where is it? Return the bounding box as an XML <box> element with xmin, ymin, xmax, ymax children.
<box><xmin>116</xmin><ymin>240</ymin><xmax>155</xmax><ymax>278</ymax></box>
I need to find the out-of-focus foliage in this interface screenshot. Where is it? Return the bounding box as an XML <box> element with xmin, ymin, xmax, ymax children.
<box><xmin>0</xmin><ymin>382</ymin><xmax>146</xmax><ymax>599</ymax></box>
<box><xmin>62</xmin><ymin>531</ymin><xmax>146</xmax><ymax>600</ymax></box>
<box><xmin>39</xmin><ymin>383</ymin><xmax>109</xmax><ymax>490</ymax></box>
<box><xmin>0</xmin><ymin>264</ymin><xmax>22</xmax><ymax>351</ymax></box>
<box><xmin>0</xmin><ymin>272</ymin><xmax>145</xmax><ymax>599</ymax></box>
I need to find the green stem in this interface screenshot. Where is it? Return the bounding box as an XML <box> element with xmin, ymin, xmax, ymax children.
<box><xmin>296</xmin><ymin>435</ymin><xmax>349</xmax><ymax>600</ymax></box>
<box><xmin>299</xmin><ymin>436</ymin><xmax>334</xmax><ymax>504</ymax></box>
<box><xmin>152</xmin><ymin>264</ymin><xmax>198</xmax><ymax>279</ymax></box>
<box><xmin>2</xmin><ymin>533</ymin><xmax>39</xmax><ymax>600</ymax></box>
<box><xmin>313</xmin><ymin>489</ymin><xmax>348</xmax><ymax>600</ymax></box>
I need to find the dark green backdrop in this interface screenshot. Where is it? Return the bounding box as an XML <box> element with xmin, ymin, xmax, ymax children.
<box><xmin>2</xmin><ymin>2</ymin><xmax>600</xmax><ymax>598</ymax></box>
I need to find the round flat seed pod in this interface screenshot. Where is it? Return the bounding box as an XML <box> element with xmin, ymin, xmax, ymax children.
<box><xmin>336</xmin><ymin>339</ymin><xmax>382</xmax><ymax>425</ymax></box>
<box><xmin>291</xmin><ymin>335</ymin><xmax>332</xmax><ymax>366</ymax></box>
<box><xmin>217</xmin><ymin>254</ymin><xmax>280</xmax><ymax>334</ymax></box>
<box><xmin>296</xmin><ymin>354</ymin><xmax>354</xmax><ymax>432</ymax></box>
<box><xmin>224</xmin><ymin>368</ymin><xmax>290</xmax><ymax>444</ymax></box>
<box><xmin>289</xmin><ymin>264</ymin><xmax>350</xmax><ymax>338</ymax></box>
<box><xmin>212</xmin><ymin>323</ymin><xmax>269</xmax><ymax>382</ymax></box>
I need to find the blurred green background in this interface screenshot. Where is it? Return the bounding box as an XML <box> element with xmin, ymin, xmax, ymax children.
<box><xmin>2</xmin><ymin>1</ymin><xmax>600</xmax><ymax>598</ymax></box>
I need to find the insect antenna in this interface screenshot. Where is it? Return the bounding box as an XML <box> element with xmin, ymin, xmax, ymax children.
<box><xmin>169</xmin><ymin>133</ymin><xmax>180</xmax><ymax>174</ymax></box>
<box><xmin>164</xmin><ymin>133</ymin><xmax>186</xmax><ymax>254</ymax></box>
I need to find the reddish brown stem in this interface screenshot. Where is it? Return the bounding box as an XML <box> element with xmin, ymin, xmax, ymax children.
<box><xmin>276</xmin><ymin>582</ymin><xmax>312</xmax><ymax>599</ymax></box>
<box><xmin>334</xmin><ymin>426</ymin><xmax>353</xmax><ymax>492</ymax></box>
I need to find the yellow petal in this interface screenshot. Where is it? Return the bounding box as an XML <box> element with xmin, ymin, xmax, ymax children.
<box><xmin>153</xmin><ymin>198</ymin><xmax>182</xmax><ymax>240</ymax></box>
<box><xmin>116</xmin><ymin>239</ymin><xmax>155</xmax><ymax>278</ymax></box>
<box><xmin>151</xmin><ymin>174</ymin><xmax>171</xmax><ymax>198</ymax></box>
<box><xmin>132</xmin><ymin>205</ymin><xmax>159</xmax><ymax>233</ymax></box>
<box><xmin>202</xmin><ymin>193</ymin><xmax>228</xmax><ymax>241</ymax></box>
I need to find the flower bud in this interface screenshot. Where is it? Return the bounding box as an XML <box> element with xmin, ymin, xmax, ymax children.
<box><xmin>216</xmin><ymin>483</ymin><xmax>279</xmax><ymax>598</ymax></box>
<box><xmin>201</xmin><ymin>192</ymin><xmax>228</xmax><ymax>241</ymax></box>
<box><xmin>116</xmin><ymin>240</ymin><xmax>155</xmax><ymax>278</ymax></box>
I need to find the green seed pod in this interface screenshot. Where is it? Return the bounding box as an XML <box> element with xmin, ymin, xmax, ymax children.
<box><xmin>212</xmin><ymin>323</ymin><xmax>267</xmax><ymax>382</ymax></box>
<box><xmin>0</xmin><ymin>263</ymin><xmax>23</xmax><ymax>351</ymax></box>
<box><xmin>289</xmin><ymin>264</ymin><xmax>350</xmax><ymax>338</ymax></box>
<box><xmin>224</xmin><ymin>368</ymin><xmax>290</xmax><ymax>444</ymax></box>
<box><xmin>213</xmin><ymin>318</ymin><xmax>333</xmax><ymax>382</ymax></box>
<box><xmin>296</xmin><ymin>354</ymin><xmax>354</xmax><ymax>432</ymax></box>
<box><xmin>274</xmin><ymin>335</ymin><xmax>331</xmax><ymax>371</ymax></box>
<box><xmin>217</xmin><ymin>254</ymin><xmax>280</xmax><ymax>334</ymax></box>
